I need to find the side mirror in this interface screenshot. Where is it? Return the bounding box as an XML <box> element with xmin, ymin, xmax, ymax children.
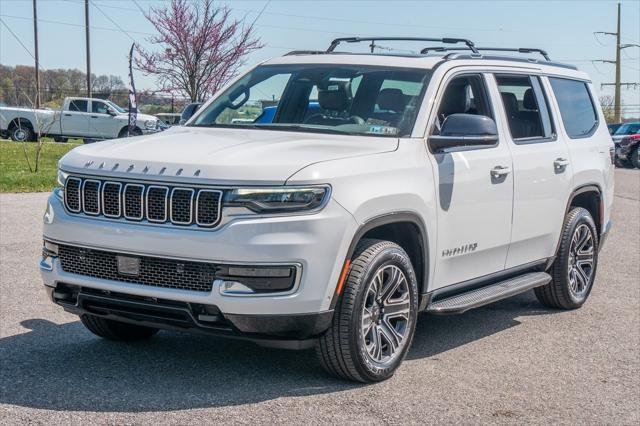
<box><xmin>178</xmin><ymin>118</ymin><xmax>187</xmax><ymax>125</ymax></box>
<box><xmin>429</xmin><ymin>113</ymin><xmax>498</xmax><ymax>152</ymax></box>
<box><xmin>107</xmin><ymin>109</ymin><xmax>118</xmax><ymax>116</ymax></box>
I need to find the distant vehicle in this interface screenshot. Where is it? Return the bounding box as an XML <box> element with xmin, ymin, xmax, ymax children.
<box><xmin>179</xmin><ymin>102</ymin><xmax>202</xmax><ymax>124</ymax></box>
<box><xmin>0</xmin><ymin>97</ymin><xmax>162</xmax><ymax>142</ymax></box>
<box><xmin>254</xmin><ymin>103</ymin><xmax>321</xmax><ymax>124</ymax></box>
<box><xmin>614</xmin><ymin>133</ymin><xmax>640</xmax><ymax>168</ymax></box>
<box><xmin>611</xmin><ymin>121</ymin><xmax>640</xmax><ymax>143</ymax></box>
<box><xmin>607</xmin><ymin>123</ymin><xmax>622</xmax><ymax>135</ymax></box>
<box><xmin>155</xmin><ymin>113</ymin><xmax>181</xmax><ymax>126</ymax></box>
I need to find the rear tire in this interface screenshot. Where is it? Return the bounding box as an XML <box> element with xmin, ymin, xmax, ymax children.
<box><xmin>535</xmin><ymin>207</ymin><xmax>598</xmax><ymax>310</ymax></box>
<box><xmin>316</xmin><ymin>239</ymin><xmax>419</xmax><ymax>382</ymax></box>
<box><xmin>53</xmin><ymin>136</ymin><xmax>68</xmax><ymax>143</ymax></box>
<box><xmin>80</xmin><ymin>314</ymin><xmax>159</xmax><ymax>341</ymax></box>
<box><xmin>9</xmin><ymin>123</ymin><xmax>33</xmax><ymax>142</ymax></box>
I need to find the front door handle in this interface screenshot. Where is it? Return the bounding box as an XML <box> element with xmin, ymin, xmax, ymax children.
<box><xmin>490</xmin><ymin>165</ymin><xmax>512</xmax><ymax>179</ymax></box>
<box><xmin>91</xmin><ymin>115</ymin><xmax>98</xmax><ymax>118</ymax></box>
<box><xmin>64</xmin><ymin>113</ymin><xmax>72</xmax><ymax>117</ymax></box>
<box><xmin>554</xmin><ymin>158</ymin><xmax>570</xmax><ymax>170</ymax></box>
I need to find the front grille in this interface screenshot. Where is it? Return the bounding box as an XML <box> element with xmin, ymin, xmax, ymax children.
<box><xmin>58</xmin><ymin>244</ymin><xmax>216</xmax><ymax>292</ymax></box>
<box><xmin>64</xmin><ymin>176</ymin><xmax>222</xmax><ymax>228</ymax></box>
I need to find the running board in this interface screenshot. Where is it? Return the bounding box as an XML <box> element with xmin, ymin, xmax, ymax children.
<box><xmin>426</xmin><ymin>272</ymin><xmax>551</xmax><ymax>315</ymax></box>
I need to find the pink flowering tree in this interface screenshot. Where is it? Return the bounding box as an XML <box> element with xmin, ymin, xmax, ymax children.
<box><xmin>136</xmin><ymin>0</ymin><xmax>262</xmax><ymax>102</ymax></box>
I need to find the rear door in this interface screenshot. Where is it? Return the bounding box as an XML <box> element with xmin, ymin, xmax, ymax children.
<box><xmin>491</xmin><ymin>73</ymin><xmax>573</xmax><ymax>268</ymax></box>
<box><xmin>60</xmin><ymin>99</ymin><xmax>89</xmax><ymax>137</ymax></box>
<box><xmin>428</xmin><ymin>72</ymin><xmax>514</xmax><ymax>289</ymax></box>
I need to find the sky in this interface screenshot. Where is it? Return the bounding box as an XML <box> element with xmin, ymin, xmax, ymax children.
<box><xmin>1</xmin><ymin>0</ymin><xmax>639</xmax><ymax>116</ymax></box>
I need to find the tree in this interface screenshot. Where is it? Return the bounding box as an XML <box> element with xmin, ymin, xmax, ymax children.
<box><xmin>136</xmin><ymin>0</ymin><xmax>262</xmax><ymax>102</ymax></box>
<box><xmin>599</xmin><ymin>95</ymin><xmax>616</xmax><ymax>124</ymax></box>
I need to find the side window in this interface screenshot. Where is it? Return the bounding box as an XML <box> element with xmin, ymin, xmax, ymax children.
<box><xmin>549</xmin><ymin>78</ymin><xmax>598</xmax><ymax>138</ymax></box>
<box><xmin>68</xmin><ymin>99</ymin><xmax>88</xmax><ymax>112</ymax></box>
<box><xmin>91</xmin><ymin>101</ymin><xmax>109</xmax><ymax>114</ymax></box>
<box><xmin>495</xmin><ymin>75</ymin><xmax>554</xmax><ymax>141</ymax></box>
<box><xmin>434</xmin><ymin>74</ymin><xmax>493</xmax><ymax>133</ymax></box>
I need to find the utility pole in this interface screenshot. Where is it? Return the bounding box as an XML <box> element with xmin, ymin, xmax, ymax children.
<box><xmin>594</xmin><ymin>3</ymin><xmax>640</xmax><ymax>123</ymax></box>
<box><xmin>32</xmin><ymin>0</ymin><xmax>40</xmax><ymax>108</ymax></box>
<box><xmin>614</xmin><ymin>2</ymin><xmax>621</xmax><ymax>123</ymax></box>
<box><xmin>85</xmin><ymin>0</ymin><xmax>91</xmax><ymax>98</ymax></box>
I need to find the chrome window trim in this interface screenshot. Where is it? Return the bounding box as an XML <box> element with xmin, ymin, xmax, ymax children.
<box><xmin>64</xmin><ymin>177</ymin><xmax>82</xmax><ymax>213</ymax></box>
<box><xmin>81</xmin><ymin>179</ymin><xmax>101</xmax><ymax>215</ymax></box>
<box><xmin>195</xmin><ymin>189</ymin><xmax>223</xmax><ymax>227</ymax></box>
<box><xmin>123</xmin><ymin>183</ymin><xmax>144</xmax><ymax>221</ymax></box>
<box><xmin>101</xmin><ymin>181</ymin><xmax>122</xmax><ymax>218</ymax></box>
<box><xmin>146</xmin><ymin>185</ymin><xmax>169</xmax><ymax>223</ymax></box>
<box><xmin>170</xmin><ymin>187</ymin><xmax>195</xmax><ymax>225</ymax></box>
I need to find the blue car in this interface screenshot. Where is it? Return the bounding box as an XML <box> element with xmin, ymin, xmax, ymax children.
<box><xmin>254</xmin><ymin>102</ymin><xmax>321</xmax><ymax>124</ymax></box>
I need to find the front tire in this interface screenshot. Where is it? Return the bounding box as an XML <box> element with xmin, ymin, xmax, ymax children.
<box><xmin>317</xmin><ymin>239</ymin><xmax>419</xmax><ymax>382</ymax></box>
<box><xmin>631</xmin><ymin>146</ymin><xmax>640</xmax><ymax>169</ymax></box>
<box><xmin>80</xmin><ymin>314</ymin><xmax>159</xmax><ymax>341</ymax></box>
<box><xmin>535</xmin><ymin>207</ymin><xmax>598</xmax><ymax>309</ymax></box>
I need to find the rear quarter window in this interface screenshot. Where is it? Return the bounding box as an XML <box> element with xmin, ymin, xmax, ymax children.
<box><xmin>549</xmin><ymin>78</ymin><xmax>598</xmax><ymax>138</ymax></box>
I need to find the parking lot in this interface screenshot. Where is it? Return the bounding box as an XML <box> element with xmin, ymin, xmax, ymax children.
<box><xmin>0</xmin><ymin>168</ymin><xmax>638</xmax><ymax>424</ymax></box>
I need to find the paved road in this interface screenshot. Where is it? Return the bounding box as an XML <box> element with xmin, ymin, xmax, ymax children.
<box><xmin>1</xmin><ymin>169</ymin><xmax>638</xmax><ymax>425</ymax></box>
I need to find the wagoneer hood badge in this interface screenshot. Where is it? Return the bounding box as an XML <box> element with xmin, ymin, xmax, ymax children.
<box><xmin>59</xmin><ymin>126</ymin><xmax>398</xmax><ymax>185</ymax></box>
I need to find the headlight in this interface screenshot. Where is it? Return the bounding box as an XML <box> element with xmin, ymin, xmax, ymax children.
<box><xmin>145</xmin><ymin>119</ymin><xmax>157</xmax><ymax>129</ymax></box>
<box><xmin>224</xmin><ymin>186</ymin><xmax>330</xmax><ymax>213</ymax></box>
<box><xmin>56</xmin><ymin>169</ymin><xmax>68</xmax><ymax>187</ymax></box>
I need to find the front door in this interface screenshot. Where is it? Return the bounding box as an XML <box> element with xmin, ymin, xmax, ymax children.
<box><xmin>428</xmin><ymin>72</ymin><xmax>514</xmax><ymax>289</ymax></box>
<box><xmin>60</xmin><ymin>99</ymin><xmax>89</xmax><ymax>137</ymax></box>
<box><xmin>90</xmin><ymin>100</ymin><xmax>118</xmax><ymax>138</ymax></box>
<box><xmin>491</xmin><ymin>74</ymin><xmax>573</xmax><ymax>268</ymax></box>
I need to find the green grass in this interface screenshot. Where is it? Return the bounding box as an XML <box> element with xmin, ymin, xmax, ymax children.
<box><xmin>0</xmin><ymin>139</ymin><xmax>82</xmax><ymax>192</ymax></box>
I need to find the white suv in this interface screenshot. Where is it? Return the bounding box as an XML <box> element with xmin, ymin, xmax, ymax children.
<box><xmin>41</xmin><ymin>37</ymin><xmax>614</xmax><ymax>382</ymax></box>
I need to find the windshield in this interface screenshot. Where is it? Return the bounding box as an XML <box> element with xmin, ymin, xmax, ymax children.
<box><xmin>190</xmin><ymin>64</ymin><xmax>431</xmax><ymax>137</ymax></box>
<box><xmin>614</xmin><ymin>123</ymin><xmax>640</xmax><ymax>135</ymax></box>
<box><xmin>106</xmin><ymin>101</ymin><xmax>126</xmax><ymax>113</ymax></box>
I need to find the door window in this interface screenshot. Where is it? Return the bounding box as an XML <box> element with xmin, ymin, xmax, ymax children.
<box><xmin>68</xmin><ymin>99</ymin><xmax>88</xmax><ymax>112</ymax></box>
<box><xmin>495</xmin><ymin>75</ymin><xmax>554</xmax><ymax>141</ymax></box>
<box><xmin>434</xmin><ymin>74</ymin><xmax>493</xmax><ymax>133</ymax></box>
<box><xmin>92</xmin><ymin>101</ymin><xmax>110</xmax><ymax>114</ymax></box>
<box><xmin>549</xmin><ymin>78</ymin><xmax>598</xmax><ymax>138</ymax></box>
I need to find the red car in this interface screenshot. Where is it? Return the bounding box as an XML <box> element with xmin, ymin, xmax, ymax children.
<box><xmin>615</xmin><ymin>133</ymin><xmax>640</xmax><ymax>169</ymax></box>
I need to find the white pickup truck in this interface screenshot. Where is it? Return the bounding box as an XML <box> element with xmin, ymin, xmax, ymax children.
<box><xmin>0</xmin><ymin>97</ymin><xmax>161</xmax><ymax>142</ymax></box>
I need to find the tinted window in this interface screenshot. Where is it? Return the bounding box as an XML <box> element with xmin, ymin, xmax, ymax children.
<box><xmin>68</xmin><ymin>99</ymin><xmax>88</xmax><ymax>112</ymax></box>
<box><xmin>549</xmin><ymin>78</ymin><xmax>598</xmax><ymax>138</ymax></box>
<box><xmin>496</xmin><ymin>75</ymin><xmax>554</xmax><ymax>141</ymax></box>
<box><xmin>92</xmin><ymin>101</ymin><xmax>109</xmax><ymax>114</ymax></box>
<box><xmin>614</xmin><ymin>123</ymin><xmax>640</xmax><ymax>135</ymax></box>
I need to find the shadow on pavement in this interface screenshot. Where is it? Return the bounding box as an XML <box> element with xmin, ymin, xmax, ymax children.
<box><xmin>0</xmin><ymin>291</ymin><xmax>558</xmax><ymax>412</ymax></box>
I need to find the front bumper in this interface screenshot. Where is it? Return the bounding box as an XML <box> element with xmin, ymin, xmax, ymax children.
<box><xmin>41</xmin><ymin>192</ymin><xmax>357</xmax><ymax>319</ymax></box>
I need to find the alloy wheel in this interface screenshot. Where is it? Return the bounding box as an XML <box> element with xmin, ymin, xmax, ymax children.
<box><xmin>567</xmin><ymin>224</ymin><xmax>595</xmax><ymax>297</ymax></box>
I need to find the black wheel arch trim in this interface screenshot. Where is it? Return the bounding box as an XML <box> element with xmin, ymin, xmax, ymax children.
<box><xmin>329</xmin><ymin>211</ymin><xmax>430</xmax><ymax>311</ymax></box>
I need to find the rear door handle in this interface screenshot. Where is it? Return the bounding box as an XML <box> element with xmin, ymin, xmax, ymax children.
<box><xmin>490</xmin><ymin>165</ymin><xmax>511</xmax><ymax>179</ymax></box>
<box><xmin>91</xmin><ymin>115</ymin><xmax>98</xmax><ymax>118</ymax></box>
<box><xmin>64</xmin><ymin>113</ymin><xmax>72</xmax><ymax>117</ymax></box>
<box><xmin>554</xmin><ymin>158</ymin><xmax>570</xmax><ymax>170</ymax></box>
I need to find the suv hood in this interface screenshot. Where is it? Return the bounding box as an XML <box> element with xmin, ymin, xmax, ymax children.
<box><xmin>60</xmin><ymin>126</ymin><xmax>398</xmax><ymax>185</ymax></box>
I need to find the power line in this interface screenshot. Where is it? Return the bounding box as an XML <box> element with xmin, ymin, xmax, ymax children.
<box><xmin>0</xmin><ymin>13</ymin><xmax>154</xmax><ymax>36</ymax></box>
<box><xmin>89</xmin><ymin>0</ymin><xmax>138</xmax><ymax>43</ymax></box>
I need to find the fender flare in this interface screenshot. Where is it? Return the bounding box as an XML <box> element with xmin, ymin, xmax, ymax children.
<box><xmin>330</xmin><ymin>211</ymin><xmax>430</xmax><ymax>310</ymax></box>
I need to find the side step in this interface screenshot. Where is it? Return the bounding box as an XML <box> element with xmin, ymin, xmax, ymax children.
<box><xmin>426</xmin><ymin>272</ymin><xmax>551</xmax><ymax>315</ymax></box>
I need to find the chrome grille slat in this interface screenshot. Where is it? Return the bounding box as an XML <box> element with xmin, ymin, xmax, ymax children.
<box><xmin>82</xmin><ymin>180</ymin><xmax>101</xmax><ymax>215</ymax></box>
<box><xmin>170</xmin><ymin>188</ymin><xmax>194</xmax><ymax>225</ymax></box>
<box><xmin>62</xmin><ymin>176</ymin><xmax>222</xmax><ymax>229</ymax></box>
<box><xmin>102</xmin><ymin>182</ymin><xmax>122</xmax><ymax>217</ymax></box>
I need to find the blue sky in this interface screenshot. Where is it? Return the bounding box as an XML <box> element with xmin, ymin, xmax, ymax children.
<box><xmin>1</xmin><ymin>0</ymin><xmax>639</xmax><ymax>115</ymax></box>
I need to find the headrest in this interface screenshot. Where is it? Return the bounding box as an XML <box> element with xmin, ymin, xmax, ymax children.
<box><xmin>318</xmin><ymin>80</ymin><xmax>352</xmax><ymax>111</ymax></box>
<box><xmin>439</xmin><ymin>81</ymin><xmax>470</xmax><ymax>116</ymax></box>
<box><xmin>523</xmin><ymin>88</ymin><xmax>538</xmax><ymax>110</ymax></box>
<box><xmin>377</xmin><ymin>88</ymin><xmax>406</xmax><ymax>112</ymax></box>
<box><xmin>501</xmin><ymin>92</ymin><xmax>519</xmax><ymax>117</ymax></box>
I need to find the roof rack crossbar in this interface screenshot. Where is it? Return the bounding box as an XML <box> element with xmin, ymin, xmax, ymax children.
<box><xmin>327</xmin><ymin>37</ymin><xmax>478</xmax><ymax>54</ymax></box>
<box><xmin>420</xmin><ymin>46</ymin><xmax>551</xmax><ymax>61</ymax></box>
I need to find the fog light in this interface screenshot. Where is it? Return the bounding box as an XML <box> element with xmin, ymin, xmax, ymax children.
<box><xmin>227</xmin><ymin>266</ymin><xmax>292</xmax><ymax>278</ymax></box>
<box><xmin>43</xmin><ymin>240</ymin><xmax>59</xmax><ymax>256</ymax></box>
<box><xmin>217</xmin><ymin>264</ymin><xmax>300</xmax><ymax>296</ymax></box>
<box><xmin>217</xmin><ymin>280</ymin><xmax>255</xmax><ymax>296</ymax></box>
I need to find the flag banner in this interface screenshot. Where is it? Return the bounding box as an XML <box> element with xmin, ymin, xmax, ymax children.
<box><xmin>128</xmin><ymin>43</ymin><xmax>137</xmax><ymax>135</ymax></box>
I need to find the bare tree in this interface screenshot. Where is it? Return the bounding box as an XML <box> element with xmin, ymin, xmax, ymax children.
<box><xmin>136</xmin><ymin>0</ymin><xmax>262</xmax><ymax>102</ymax></box>
<box><xmin>599</xmin><ymin>95</ymin><xmax>616</xmax><ymax>124</ymax></box>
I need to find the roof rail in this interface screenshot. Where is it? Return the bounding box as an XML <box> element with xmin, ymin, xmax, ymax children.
<box><xmin>420</xmin><ymin>46</ymin><xmax>551</xmax><ymax>61</ymax></box>
<box><xmin>327</xmin><ymin>37</ymin><xmax>478</xmax><ymax>54</ymax></box>
<box><xmin>284</xmin><ymin>50</ymin><xmax>326</xmax><ymax>56</ymax></box>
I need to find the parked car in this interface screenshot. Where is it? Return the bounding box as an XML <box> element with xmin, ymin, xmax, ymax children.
<box><xmin>614</xmin><ymin>133</ymin><xmax>640</xmax><ymax>168</ymax></box>
<box><xmin>179</xmin><ymin>102</ymin><xmax>202</xmax><ymax>124</ymax></box>
<box><xmin>607</xmin><ymin>123</ymin><xmax>622</xmax><ymax>135</ymax></box>
<box><xmin>611</xmin><ymin>121</ymin><xmax>640</xmax><ymax>143</ymax></box>
<box><xmin>155</xmin><ymin>113</ymin><xmax>182</xmax><ymax>126</ymax></box>
<box><xmin>0</xmin><ymin>97</ymin><xmax>161</xmax><ymax>142</ymax></box>
<box><xmin>41</xmin><ymin>37</ymin><xmax>614</xmax><ymax>383</ymax></box>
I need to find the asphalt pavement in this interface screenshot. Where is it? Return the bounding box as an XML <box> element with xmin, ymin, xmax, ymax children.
<box><xmin>0</xmin><ymin>168</ymin><xmax>638</xmax><ymax>424</ymax></box>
